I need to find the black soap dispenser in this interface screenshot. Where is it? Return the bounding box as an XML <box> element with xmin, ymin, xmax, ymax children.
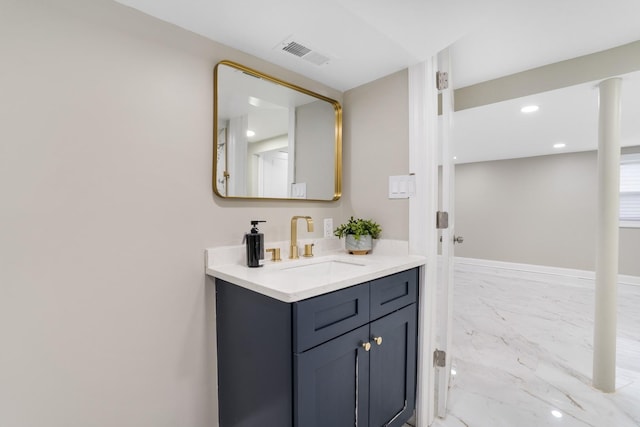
<box><xmin>244</xmin><ymin>220</ymin><xmax>266</xmax><ymax>268</ymax></box>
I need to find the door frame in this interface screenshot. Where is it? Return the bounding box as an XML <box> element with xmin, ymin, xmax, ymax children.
<box><xmin>435</xmin><ymin>48</ymin><xmax>456</xmax><ymax>418</ymax></box>
<box><xmin>408</xmin><ymin>57</ymin><xmax>439</xmax><ymax>426</ymax></box>
<box><xmin>408</xmin><ymin>49</ymin><xmax>456</xmax><ymax>425</ymax></box>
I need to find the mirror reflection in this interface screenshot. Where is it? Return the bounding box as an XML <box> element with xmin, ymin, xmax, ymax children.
<box><xmin>214</xmin><ymin>61</ymin><xmax>342</xmax><ymax>200</ymax></box>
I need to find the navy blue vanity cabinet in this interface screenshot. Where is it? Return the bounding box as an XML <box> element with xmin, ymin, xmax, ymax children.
<box><xmin>215</xmin><ymin>267</ymin><xmax>418</xmax><ymax>427</ymax></box>
<box><xmin>215</xmin><ymin>280</ymin><xmax>294</xmax><ymax>427</ymax></box>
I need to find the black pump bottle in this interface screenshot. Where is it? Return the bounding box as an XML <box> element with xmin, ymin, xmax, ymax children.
<box><xmin>244</xmin><ymin>220</ymin><xmax>265</xmax><ymax>268</ymax></box>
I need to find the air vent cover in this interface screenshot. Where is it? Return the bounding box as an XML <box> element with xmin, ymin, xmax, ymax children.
<box><xmin>278</xmin><ymin>39</ymin><xmax>330</xmax><ymax>66</ymax></box>
<box><xmin>282</xmin><ymin>41</ymin><xmax>311</xmax><ymax>58</ymax></box>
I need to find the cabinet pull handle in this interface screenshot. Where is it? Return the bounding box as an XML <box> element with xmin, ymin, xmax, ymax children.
<box><xmin>384</xmin><ymin>400</ymin><xmax>408</xmax><ymax>426</ymax></box>
<box><xmin>372</xmin><ymin>336</ymin><xmax>383</xmax><ymax>346</ymax></box>
<box><xmin>361</xmin><ymin>342</ymin><xmax>371</xmax><ymax>352</ymax></box>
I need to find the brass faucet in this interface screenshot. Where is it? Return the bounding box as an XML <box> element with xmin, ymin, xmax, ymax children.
<box><xmin>290</xmin><ymin>216</ymin><xmax>314</xmax><ymax>259</ymax></box>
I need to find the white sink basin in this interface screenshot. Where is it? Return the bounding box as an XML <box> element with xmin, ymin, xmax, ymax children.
<box><xmin>278</xmin><ymin>259</ymin><xmax>366</xmax><ymax>276</ymax></box>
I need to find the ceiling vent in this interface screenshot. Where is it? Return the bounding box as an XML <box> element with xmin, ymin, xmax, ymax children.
<box><xmin>277</xmin><ymin>39</ymin><xmax>331</xmax><ymax>66</ymax></box>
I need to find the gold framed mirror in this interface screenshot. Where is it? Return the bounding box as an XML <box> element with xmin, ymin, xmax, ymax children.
<box><xmin>213</xmin><ymin>60</ymin><xmax>342</xmax><ymax>201</ymax></box>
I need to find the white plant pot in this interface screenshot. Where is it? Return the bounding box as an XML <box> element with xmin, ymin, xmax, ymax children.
<box><xmin>345</xmin><ymin>234</ymin><xmax>372</xmax><ymax>255</ymax></box>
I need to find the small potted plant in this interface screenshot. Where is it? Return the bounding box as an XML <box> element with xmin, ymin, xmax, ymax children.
<box><xmin>334</xmin><ymin>216</ymin><xmax>382</xmax><ymax>255</ymax></box>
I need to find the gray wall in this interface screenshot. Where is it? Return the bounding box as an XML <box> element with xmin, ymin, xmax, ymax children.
<box><xmin>295</xmin><ymin>100</ymin><xmax>336</xmax><ymax>199</ymax></box>
<box><xmin>0</xmin><ymin>1</ymin><xmax>348</xmax><ymax>426</ymax></box>
<box><xmin>455</xmin><ymin>151</ymin><xmax>640</xmax><ymax>276</ymax></box>
<box><xmin>343</xmin><ymin>70</ymin><xmax>410</xmax><ymax>240</ymax></box>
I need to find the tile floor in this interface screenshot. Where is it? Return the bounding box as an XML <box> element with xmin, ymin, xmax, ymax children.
<box><xmin>427</xmin><ymin>263</ymin><xmax>640</xmax><ymax>427</ymax></box>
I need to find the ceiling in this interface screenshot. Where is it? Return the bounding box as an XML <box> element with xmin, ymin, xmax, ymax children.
<box><xmin>453</xmin><ymin>72</ymin><xmax>640</xmax><ymax>164</ymax></box>
<box><xmin>114</xmin><ymin>0</ymin><xmax>640</xmax><ymax>162</ymax></box>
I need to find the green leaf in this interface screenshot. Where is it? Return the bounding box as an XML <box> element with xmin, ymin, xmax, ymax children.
<box><xmin>333</xmin><ymin>216</ymin><xmax>382</xmax><ymax>240</ymax></box>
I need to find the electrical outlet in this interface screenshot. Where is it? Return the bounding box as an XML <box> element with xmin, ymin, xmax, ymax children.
<box><xmin>323</xmin><ymin>218</ymin><xmax>334</xmax><ymax>238</ymax></box>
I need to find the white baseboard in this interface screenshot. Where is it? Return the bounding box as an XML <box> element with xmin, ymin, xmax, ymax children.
<box><xmin>454</xmin><ymin>257</ymin><xmax>640</xmax><ymax>287</ymax></box>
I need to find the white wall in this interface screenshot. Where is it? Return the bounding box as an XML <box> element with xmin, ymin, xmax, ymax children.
<box><xmin>454</xmin><ymin>151</ymin><xmax>640</xmax><ymax>276</ymax></box>
<box><xmin>0</xmin><ymin>1</ymin><xmax>346</xmax><ymax>426</ymax></box>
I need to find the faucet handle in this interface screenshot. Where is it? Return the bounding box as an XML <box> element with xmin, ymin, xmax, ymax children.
<box><xmin>303</xmin><ymin>243</ymin><xmax>314</xmax><ymax>257</ymax></box>
<box><xmin>266</xmin><ymin>248</ymin><xmax>281</xmax><ymax>262</ymax></box>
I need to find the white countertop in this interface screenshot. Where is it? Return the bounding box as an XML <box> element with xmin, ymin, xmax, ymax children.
<box><xmin>205</xmin><ymin>239</ymin><xmax>425</xmax><ymax>303</ymax></box>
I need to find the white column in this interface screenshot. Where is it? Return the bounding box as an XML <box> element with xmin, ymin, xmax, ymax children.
<box><xmin>593</xmin><ymin>77</ymin><xmax>622</xmax><ymax>393</ymax></box>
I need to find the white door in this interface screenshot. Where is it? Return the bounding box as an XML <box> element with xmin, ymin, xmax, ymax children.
<box><xmin>435</xmin><ymin>48</ymin><xmax>458</xmax><ymax>418</ymax></box>
<box><xmin>258</xmin><ymin>149</ymin><xmax>289</xmax><ymax>198</ymax></box>
<box><xmin>408</xmin><ymin>52</ymin><xmax>458</xmax><ymax>426</ymax></box>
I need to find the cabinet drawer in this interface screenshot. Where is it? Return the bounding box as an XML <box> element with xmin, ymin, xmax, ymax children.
<box><xmin>370</xmin><ymin>268</ymin><xmax>417</xmax><ymax>320</ymax></box>
<box><xmin>293</xmin><ymin>282</ymin><xmax>370</xmax><ymax>353</ymax></box>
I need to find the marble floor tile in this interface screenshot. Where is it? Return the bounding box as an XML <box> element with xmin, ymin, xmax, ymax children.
<box><xmin>431</xmin><ymin>264</ymin><xmax>640</xmax><ymax>427</ymax></box>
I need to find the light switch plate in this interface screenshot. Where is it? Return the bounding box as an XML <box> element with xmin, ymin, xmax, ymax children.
<box><xmin>291</xmin><ymin>182</ymin><xmax>307</xmax><ymax>199</ymax></box>
<box><xmin>388</xmin><ymin>175</ymin><xmax>415</xmax><ymax>199</ymax></box>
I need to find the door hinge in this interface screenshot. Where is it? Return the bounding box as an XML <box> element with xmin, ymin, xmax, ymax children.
<box><xmin>433</xmin><ymin>349</ymin><xmax>446</xmax><ymax>367</ymax></box>
<box><xmin>436</xmin><ymin>71</ymin><xmax>449</xmax><ymax>90</ymax></box>
<box><xmin>436</xmin><ymin>211</ymin><xmax>449</xmax><ymax>229</ymax></box>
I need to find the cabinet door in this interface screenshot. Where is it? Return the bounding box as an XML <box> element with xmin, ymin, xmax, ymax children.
<box><xmin>369</xmin><ymin>304</ymin><xmax>417</xmax><ymax>427</ymax></box>
<box><xmin>294</xmin><ymin>325</ymin><xmax>370</xmax><ymax>427</ymax></box>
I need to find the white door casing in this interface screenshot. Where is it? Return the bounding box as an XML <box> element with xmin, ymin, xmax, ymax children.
<box><xmin>408</xmin><ymin>48</ymin><xmax>457</xmax><ymax>426</ymax></box>
<box><xmin>408</xmin><ymin>57</ymin><xmax>439</xmax><ymax>426</ymax></box>
<box><xmin>435</xmin><ymin>47</ymin><xmax>456</xmax><ymax>418</ymax></box>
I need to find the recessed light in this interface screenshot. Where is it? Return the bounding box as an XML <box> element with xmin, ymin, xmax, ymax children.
<box><xmin>521</xmin><ymin>105</ymin><xmax>539</xmax><ymax>113</ymax></box>
<box><xmin>248</xmin><ymin>96</ymin><xmax>261</xmax><ymax>107</ymax></box>
<box><xmin>553</xmin><ymin>143</ymin><xmax>566</xmax><ymax>149</ymax></box>
<box><xmin>551</xmin><ymin>410</ymin><xmax>563</xmax><ymax>418</ymax></box>
<box><xmin>451</xmin><ymin>369</ymin><xmax>457</xmax><ymax>376</ymax></box>
<box><xmin>246</xmin><ymin>130</ymin><xmax>255</xmax><ymax>137</ymax></box>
